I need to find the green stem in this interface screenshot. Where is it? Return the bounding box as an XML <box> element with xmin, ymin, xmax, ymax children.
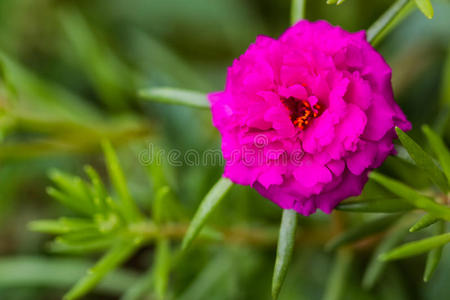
<box><xmin>291</xmin><ymin>0</ymin><xmax>306</xmax><ymax>25</ymax></box>
<box><xmin>367</xmin><ymin>0</ymin><xmax>412</xmax><ymax>45</ymax></box>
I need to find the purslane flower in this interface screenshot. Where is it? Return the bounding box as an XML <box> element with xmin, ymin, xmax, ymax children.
<box><xmin>209</xmin><ymin>20</ymin><xmax>411</xmax><ymax>216</ymax></box>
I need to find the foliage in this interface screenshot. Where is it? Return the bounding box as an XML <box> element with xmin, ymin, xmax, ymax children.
<box><xmin>0</xmin><ymin>0</ymin><xmax>449</xmax><ymax>300</ymax></box>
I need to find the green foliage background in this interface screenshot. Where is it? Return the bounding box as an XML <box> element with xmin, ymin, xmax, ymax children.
<box><xmin>0</xmin><ymin>0</ymin><xmax>449</xmax><ymax>299</ymax></box>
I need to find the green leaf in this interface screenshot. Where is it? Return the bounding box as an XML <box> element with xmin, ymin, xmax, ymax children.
<box><xmin>326</xmin><ymin>0</ymin><xmax>338</xmax><ymax>4</ymax></box>
<box><xmin>322</xmin><ymin>249</ymin><xmax>353</xmax><ymax>300</ymax></box>
<box><xmin>366</xmin><ymin>0</ymin><xmax>410</xmax><ymax>44</ymax></box>
<box><xmin>422</xmin><ymin>125</ymin><xmax>450</xmax><ymax>184</ymax></box>
<box><xmin>28</xmin><ymin>218</ymin><xmax>95</xmax><ymax>235</ymax></box>
<box><xmin>0</xmin><ymin>256</ymin><xmax>138</xmax><ymax>295</ymax></box>
<box><xmin>423</xmin><ymin>221</ymin><xmax>446</xmax><ymax>282</ymax></box>
<box><xmin>139</xmin><ymin>87</ymin><xmax>209</xmax><ymax>109</ymax></box>
<box><xmin>336</xmin><ymin>197</ymin><xmax>414</xmax><ymax>213</ymax></box>
<box><xmin>370</xmin><ymin>172</ymin><xmax>450</xmax><ymax>221</ymax></box>
<box><xmin>291</xmin><ymin>0</ymin><xmax>306</xmax><ymax>25</ymax></box>
<box><xmin>144</xmin><ymin>145</ymin><xmax>171</xmax><ymax>193</ymax></box>
<box><xmin>362</xmin><ymin>226</ymin><xmax>409</xmax><ymax>289</ymax></box>
<box><xmin>177</xmin><ymin>251</ymin><xmax>234</xmax><ymax>300</ymax></box>
<box><xmin>59</xmin><ymin>7</ymin><xmax>132</xmax><ymax>110</ymax></box>
<box><xmin>120</xmin><ymin>267</ymin><xmax>155</xmax><ymax>300</ymax></box>
<box><xmin>0</xmin><ymin>58</ymin><xmax>18</xmax><ymax>100</ymax></box>
<box><xmin>154</xmin><ymin>239</ymin><xmax>171</xmax><ymax>300</ymax></box>
<box><xmin>395</xmin><ymin>127</ymin><xmax>448</xmax><ymax>192</ymax></box>
<box><xmin>379</xmin><ymin>232</ymin><xmax>450</xmax><ymax>261</ymax></box>
<box><xmin>56</xmin><ymin>229</ymin><xmax>105</xmax><ymax>245</ymax></box>
<box><xmin>64</xmin><ymin>239</ymin><xmax>142</xmax><ymax>300</ymax></box>
<box><xmin>371</xmin><ymin>2</ymin><xmax>415</xmax><ymax>47</ymax></box>
<box><xmin>272</xmin><ymin>209</ymin><xmax>298</xmax><ymax>300</ymax></box>
<box><xmin>84</xmin><ymin>165</ymin><xmax>108</xmax><ymax>212</ymax></box>
<box><xmin>50</xmin><ymin>236</ymin><xmax>115</xmax><ymax>254</ymax></box>
<box><xmin>102</xmin><ymin>140</ymin><xmax>142</xmax><ymax>222</ymax></box>
<box><xmin>181</xmin><ymin>177</ymin><xmax>233</xmax><ymax>251</ymax></box>
<box><xmin>325</xmin><ymin>215</ymin><xmax>399</xmax><ymax>252</ymax></box>
<box><xmin>130</xmin><ymin>30</ymin><xmax>210</xmax><ymax>91</ymax></box>
<box><xmin>153</xmin><ymin>186</ymin><xmax>170</xmax><ymax>224</ymax></box>
<box><xmin>440</xmin><ymin>48</ymin><xmax>450</xmax><ymax>108</ymax></box>
<box><xmin>144</xmin><ymin>147</ymin><xmax>185</xmax><ymax>221</ymax></box>
<box><xmin>49</xmin><ymin>170</ymin><xmax>95</xmax><ymax>215</ymax></box>
<box><xmin>0</xmin><ymin>51</ymin><xmax>101</xmax><ymax>124</ymax></box>
<box><xmin>414</xmin><ymin>0</ymin><xmax>434</xmax><ymax>19</ymax></box>
<box><xmin>409</xmin><ymin>214</ymin><xmax>440</xmax><ymax>232</ymax></box>
<box><xmin>28</xmin><ymin>219</ymin><xmax>69</xmax><ymax>234</ymax></box>
<box><xmin>46</xmin><ymin>187</ymin><xmax>92</xmax><ymax>216</ymax></box>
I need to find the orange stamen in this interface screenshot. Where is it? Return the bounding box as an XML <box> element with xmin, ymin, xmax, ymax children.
<box><xmin>281</xmin><ymin>97</ymin><xmax>323</xmax><ymax>130</ymax></box>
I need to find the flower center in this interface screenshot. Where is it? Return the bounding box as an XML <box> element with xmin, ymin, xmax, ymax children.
<box><xmin>281</xmin><ymin>97</ymin><xmax>323</xmax><ymax>130</ymax></box>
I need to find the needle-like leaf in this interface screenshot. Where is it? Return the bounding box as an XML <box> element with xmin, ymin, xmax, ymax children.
<box><xmin>50</xmin><ymin>236</ymin><xmax>115</xmax><ymax>254</ymax></box>
<box><xmin>422</xmin><ymin>125</ymin><xmax>450</xmax><ymax>185</ymax></box>
<box><xmin>181</xmin><ymin>177</ymin><xmax>233</xmax><ymax>251</ymax></box>
<box><xmin>336</xmin><ymin>197</ymin><xmax>413</xmax><ymax>213</ymax></box>
<box><xmin>323</xmin><ymin>249</ymin><xmax>353</xmax><ymax>300</ymax></box>
<box><xmin>46</xmin><ymin>187</ymin><xmax>92</xmax><ymax>216</ymax></box>
<box><xmin>370</xmin><ymin>172</ymin><xmax>450</xmax><ymax>221</ymax></box>
<box><xmin>64</xmin><ymin>239</ymin><xmax>142</xmax><ymax>300</ymax></box>
<box><xmin>272</xmin><ymin>209</ymin><xmax>298</xmax><ymax>300</ymax></box>
<box><xmin>176</xmin><ymin>251</ymin><xmax>234</xmax><ymax>300</ymax></box>
<box><xmin>84</xmin><ymin>165</ymin><xmax>108</xmax><ymax>212</ymax></box>
<box><xmin>153</xmin><ymin>186</ymin><xmax>170</xmax><ymax>225</ymax></box>
<box><xmin>409</xmin><ymin>214</ymin><xmax>440</xmax><ymax>232</ymax></box>
<box><xmin>326</xmin><ymin>215</ymin><xmax>399</xmax><ymax>252</ymax></box>
<box><xmin>0</xmin><ymin>256</ymin><xmax>138</xmax><ymax>294</ymax></box>
<box><xmin>48</xmin><ymin>170</ymin><xmax>95</xmax><ymax>215</ymax></box>
<box><xmin>59</xmin><ymin>8</ymin><xmax>131</xmax><ymax>110</ymax></box>
<box><xmin>362</xmin><ymin>226</ymin><xmax>409</xmax><ymax>289</ymax></box>
<box><xmin>28</xmin><ymin>218</ymin><xmax>96</xmax><ymax>235</ymax></box>
<box><xmin>102</xmin><ymin>140</ymin><xmax>142</xmax><ymax>222</ymax></box>
<box><xmin>423</xmin><ymin>221</ymin><xmax>446</xmax><ymax>282</ymax></box>
<box><xmin>395</xmin><ymin>127</ymin><xmax>448</xmax><ymax>193</ymax></box>
<box><xmin>139</xmin><ymin>87</ymin><xmax>209</xmax><ymax>109</ymax></box>
<box><xmin>414</xmin><ymin>0</ymin><xmax>434</xmax><ymax>19</ymax></box>
<box><xmin>366</xmin><ymin>0</ymin><xmax>410</xmax><ymax>44</ymax></box>
<box><xmin>379</xmin><ymin>233</ymin><xmax>450</xmax><ymax>261</ymax></box>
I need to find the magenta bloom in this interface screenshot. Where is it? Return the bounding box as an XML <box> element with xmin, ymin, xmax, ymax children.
<box><xmin>209</xmin><ymin>20</ymin><xmax>411</xmax><ymax>215</ymax></box>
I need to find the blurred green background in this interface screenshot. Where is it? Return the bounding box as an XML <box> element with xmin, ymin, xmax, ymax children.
<box><xmin>0</xmin><ymin>0</ymin><xmax>449</xmax><ymax>299</ymax></box>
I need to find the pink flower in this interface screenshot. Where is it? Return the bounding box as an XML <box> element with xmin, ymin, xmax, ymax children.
<box><xmin>209</xmin><ymin>20</ymin><xmax>411</xmax><ymax>216</ymax></box>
